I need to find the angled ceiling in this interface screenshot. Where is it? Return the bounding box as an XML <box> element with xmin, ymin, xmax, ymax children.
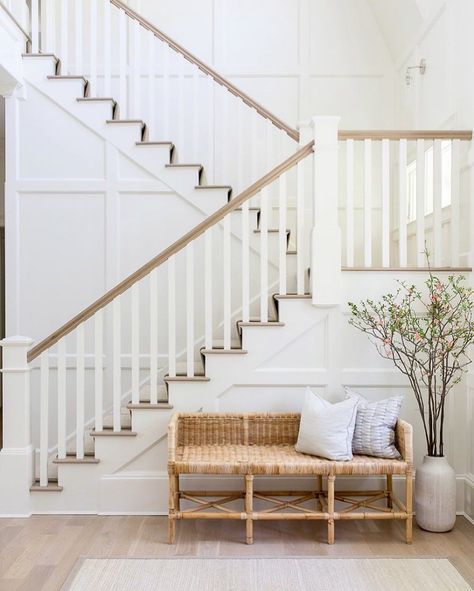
<box><xmin>366</xmin><ymin>0</ymin><xmax>445</xmax><ymax>62</ymax></box>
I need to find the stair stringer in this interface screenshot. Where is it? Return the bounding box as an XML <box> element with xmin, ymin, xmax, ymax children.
<box><xmin>31</xmin><ymin>299</ymin><xmax>342</xmax><ymax>514</ymax></box>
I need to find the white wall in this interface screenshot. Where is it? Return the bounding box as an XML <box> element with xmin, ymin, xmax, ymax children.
<box><xmin>131</xmin><ymin>0</ymin><xmax>396</xmax><ymax>130</ymax></box>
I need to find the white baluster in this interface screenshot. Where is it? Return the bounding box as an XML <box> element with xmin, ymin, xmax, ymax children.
<box><xmin>345</xmin><ymin>139</ymin><xmax>354</xmax><ymax>268</ymax></box>
<box><xmin>399</xmin><ymin>139</ymin><xmax>408</xmax><ymax>267</ymax></box>
<box><xmin>260</xmin><ymin>188</ymin><xmax>269</xmax><ymax>322</ymax></box>
<box><xmin>76</xmin><ymin>324</ymin><xmax>85</xmax><ymax>459</ymax></box>
<box><xmin>241</xmin><ymin>201</ymin><xmax>250</xmax><ymax>322</ymax></box>
<box><xmin>204</xmin><ymin>229</ymin><xmax>213</xmax><ymax>349</ymax></box>
<box><xmin>296</xmin><ymin>160</ymin><xmax>305</xmax><ymax>294</ymax></box>
<box><xmin>103</xmin><ymin>0</ymin><xmax>111</xmax><ymax>96</ymax></box>
<box><xmin>382</xmin><ymin>139</ymin><xmax>390</xmax><ymax>267</ymax></box>
<box><xmin>60</xmin><ymin>0</ymin><xmax>68</xmax><ymax>73</ymax></box>
<box><xmin>57</xmin><ymin>339</ymin><xmax>66</xmax><ymax>460</ymax></box>
<box><xmin>74</xmin><ymin>0</ymin><xmax>83</xmax><ymax>75</ymax></box>
<box><xmin>433</xmin><ymin>139</ymin><xmax>442</xmax><ymax>266</ymax></box>
<box><xmin>207</xmin><ymin>76</ymin><xmax>214</xmax><ymax>182</ymax></box>
<box><xmin>250</xmin><ymin>110</ymin><xmax>258</xmax><ymax>187</ymax></box>
<box><xmin>131</xmin><ymin>18</ymin><xmax>141</xmax><ymax>119</ymax></box>
<box><xmin>147</xmin><ymin>31</ymin><xmax>156</xmax><ymax>137</ymax></box>
<box><xmin>364</xmin><ymin>139</ymin><xmax>372</xmax><ymax>267</ymax></box>
<box><xmin>118</xmin><ymin>8</ymin><xmax>127</xmax><ymax>117</ymax></box>
<box><xmin>168</xmin><ymin>256</ymin><xmax>176</xmax><ymax>377</ymax></box>
<box><xmin>112</xmin><ymin>297</ymin><xmax>121</xmax><ymax>431</ymax></box>
<box><xmin>451</xmin><ymin>139</ymin><xmax>460</xmax><ymax>266</ymax></box>
<box><xmin>31</xmin><ymin>0</ymin><xmax>39</xmax><ymax>53</ymax></box>
<box><xmin>163</xmin><ymin>43</ymin><xmax>170</xmax><ymax>139</ymax></box>
<box><xmin>186</xmin><ymin>243</ymin><xmax>195</xmax><ymax>376</ymax></box>
<box><xmin>192</xmin><ymin>67</ymin><xmax>199</xmax><ymax>162</ymax></box>
<box><xmin>39</xmin><ymin>353</ymin><xmax>49</xmax><ymax>486</ymax></box>
<box><xmin>89</xmin><ymin>0</ymin><xmax>97</xmax><ymax>97</ymax></box>
<box><xmin>416</xmin><ymin>139</ymin><xmax>425</xmax><ymax>266</ymax></box>
<box><xmin>177</xmin><ymin>53</ymin><xmax>185</xmax><ymax>156</ymax></box>
<box><xmin>94</xmin><ymin>310</ymin><xmax>103</xmax><ymax>431</ymax></box>
<box><xmin>220</xmin><ymin>87</ymin><xmax>229</xmax><ymax>185</ymax></box>
<box><xmin>223</xmin><ymin>214</ymin><xmax>231</xmax><ymax>349</ymax></box>
<box><xmin>131</xmin><ymin>283</ymin><xmax>140</xmax><ymax>404</ymax></box>
<box><xmin>43</xmin><ymin>0</ymin><xmax>53</xmax><ymax>54</ymax></box>
<box><xmin>237</xmin><ymin>99</ymin><xmax>245</xmax><ymax>193</ymax></box>
<box><xmin>149</xmin><ymin>268</ymin><xmax>158</xmax><ymax>404</ymax></box>
<box><xmin>279</xmin><ymin>172</ymin><xmax>287</xmax><ymax>295</ymax></box>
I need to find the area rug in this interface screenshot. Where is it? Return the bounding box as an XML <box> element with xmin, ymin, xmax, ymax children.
<box><xmin>61</xmin><ymin>557</ymin><xmax>472</xmax><ymax>590</ymax></box>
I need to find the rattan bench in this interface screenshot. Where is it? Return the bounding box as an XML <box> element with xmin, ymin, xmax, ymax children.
<box><xmin>167</xmin><ymin>412</ymin><xmax>414</xmax><ymax>545</ymax></box>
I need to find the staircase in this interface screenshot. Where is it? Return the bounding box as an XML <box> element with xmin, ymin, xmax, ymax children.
<box><xmin>0</xmin><ymin>0</ymin><xmax>472</xmax><ymax>517</ymax></box>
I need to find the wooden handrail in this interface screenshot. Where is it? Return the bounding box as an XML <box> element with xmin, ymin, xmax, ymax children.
<box><xmin>27</xmin><ymin>141</ymin><xmax>314</xmax><ymax>362</ymax></box>
<box><xmin>338</xmin><ymin>130</ymin><xmax>472</xmax><ymax>141</ymax></box>
<box><xmin>0</xmin><ymin>2</ymin><xmax>32</xmax><ymax>46</ymax></box>
<box><xmin>109</xmin><ymin>0</ymin><xmax>299</xmax><ymax>142</ymax></box>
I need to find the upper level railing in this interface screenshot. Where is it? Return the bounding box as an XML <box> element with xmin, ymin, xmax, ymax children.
<box><xmin>25</xmin><ymin>0</ymin><xmax>299</xmax><ymax>193</ymax></box>
<box><xmin>336</xmin><ymin>129</ymin><xmax>473</xmax><ymax>269</ymax></box>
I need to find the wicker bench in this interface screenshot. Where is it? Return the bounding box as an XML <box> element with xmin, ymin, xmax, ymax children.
<box><xmin>167</xmin><ymin>412</ymin><xmax>413</xmax><ymax>545</ymax></box>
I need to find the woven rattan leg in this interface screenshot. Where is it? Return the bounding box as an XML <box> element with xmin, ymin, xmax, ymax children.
<box><xmin>386</xmin><ymin>474</ymin><xmax>393</xmax><ymax>509</ymax></box>
<box><xmin>168</xmin><ymin>473</ymin><xmax>178</xmax><ymax>544</ymax></box>
<box><xmin>245</xmin><ymin>475</ymin><xmax>254</xmax><ymax>544</ymax></box>
<box><xmin>327</xmin><ymin>475</ymin><xmax>335</xmax><ymax>544</ymax></box>
<box><xmin>406</xmin><ymin>469</ymin><xmax>413</xmax><ymax>544</ymax></box>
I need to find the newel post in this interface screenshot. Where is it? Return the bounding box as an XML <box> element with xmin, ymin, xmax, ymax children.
<box><xmin>309</xmin><ymin>116</ymin><xmax>341</xmax><ymax>306</ymax></box>
<box><xmin>0</xmin><ymin>336</ymin><xmax>34</xmax><ymax>515</ymax></box>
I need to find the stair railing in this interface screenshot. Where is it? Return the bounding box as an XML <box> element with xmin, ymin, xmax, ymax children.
<box><xmin>15</xmin><ymin>140</ymin><xmax>314</xmax><ymax>487</ymax></box>
<box><xmin>335</xmin><ymin>129</ymin><xmax>473</xmax><ymax>269</ymax></box>
<box><xmin>26</xmin><ymin>0</ymin><xmax>300</xmax><ymax>193</ymax></box>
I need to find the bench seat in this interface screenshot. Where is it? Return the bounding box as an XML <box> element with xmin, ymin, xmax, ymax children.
<box><xmin>174</xmin><ymin>444</ymin><xmax>409</xmax><ymax>476</ymax></box>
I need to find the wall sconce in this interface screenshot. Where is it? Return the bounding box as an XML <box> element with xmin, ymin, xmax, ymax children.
<box><xmin>405</xmin><ymin>58</ymin><xmax>427</xmax><ymax>86</ymax></box>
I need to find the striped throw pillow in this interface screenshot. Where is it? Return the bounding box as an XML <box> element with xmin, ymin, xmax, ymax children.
<box><xmin>345</xmin><ymin>388</ymin><xmax>403</xmax><ymax>459</ymax></box>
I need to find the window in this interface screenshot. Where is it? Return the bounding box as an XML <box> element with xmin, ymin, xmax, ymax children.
<box><xmin>406</xmin><ymin>141</ymin><xmax>452</xmax><ymax>222</ymax></box>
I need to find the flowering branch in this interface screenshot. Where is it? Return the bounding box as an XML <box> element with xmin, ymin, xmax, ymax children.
<box><xmin>348</xmin><ymin>253</ymin><xmax>474</xmax><ymax>456</ymax></box>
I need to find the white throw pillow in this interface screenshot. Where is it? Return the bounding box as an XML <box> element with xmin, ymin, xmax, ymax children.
<box><xmin>295</xmin><ymin>387</ymin><xmax>359</xmax><ymax>461</ymax></box>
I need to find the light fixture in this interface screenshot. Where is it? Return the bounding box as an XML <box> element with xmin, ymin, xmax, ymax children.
<box><xmin>405</xmin><ymin>58</ymin><xmax>427</xmax><ymax>86</ymax></box>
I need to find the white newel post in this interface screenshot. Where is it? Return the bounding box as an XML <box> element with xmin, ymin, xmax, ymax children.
<box><xmin>310</xmin><ymin>116</ymin><xmax>341</xmax><ymax>305</ymax></box>
<box><xmin>0</xmin><ymin>336</ymin><xmax>34</xmax><ymax>516</ymax></box>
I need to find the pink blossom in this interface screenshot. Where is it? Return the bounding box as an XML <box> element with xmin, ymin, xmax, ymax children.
<box><xmin>415</xmin><ymin>332</ymin><xmax>422</xmax><ymax>342</ymax></box>
<box><xmin>435</xmin><ymin>281</ymin><xmax>444</xmax><ymax>292</ymax></box>
<box><xmin>384</xmin><ymin>337</ymin><xmax>391</xmax><ymax>345</ymax></box>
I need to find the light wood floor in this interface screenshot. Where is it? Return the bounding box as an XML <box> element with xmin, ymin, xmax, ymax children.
<box><xmin>0</xmin><ymin>516</ymin><xmax>473</xmax><ymax>590</ymax></box>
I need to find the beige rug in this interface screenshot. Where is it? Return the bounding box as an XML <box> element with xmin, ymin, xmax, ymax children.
<box><xmin>62</xmin><ymin>557</ymin><xmax>472</xmax><ymax>591</ymax></box>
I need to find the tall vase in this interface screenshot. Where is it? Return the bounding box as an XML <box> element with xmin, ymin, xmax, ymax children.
<box><xmin>414</xmin><ymin>455</ymin><xmax>456</xmax><ymax>532</ymax></box>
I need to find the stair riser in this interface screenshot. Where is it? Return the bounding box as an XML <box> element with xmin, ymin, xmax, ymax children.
<box><xmin>45</xmin><ymin>79</ymin><xmax>87</xmax><ymax>103</ymax></box>
<box><xmin>22</xmin><ymin>57</ymin><xmax>58</xmax><ymax>79</ymax></box>
<box><xmin>75</xmin><ymin>102</ymin><xmax>115</xmax><ymax>127</ymax></box>
<box><xmin>132</xmin><ymin>145</ymin><xmax>174</xmax><ymax>172</ymax></box>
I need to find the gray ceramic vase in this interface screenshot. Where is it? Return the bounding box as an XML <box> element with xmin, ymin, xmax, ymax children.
<box><xmin>414</xmin><ymin>455</ymin><xmax>456</xmax><ymax>532</ymax></box>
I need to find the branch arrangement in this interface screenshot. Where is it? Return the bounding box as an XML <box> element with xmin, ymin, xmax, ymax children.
<box><xmin>348</xmin><ymin>255</ymin><xmax>473</xmax><ymax>457</ymax></box>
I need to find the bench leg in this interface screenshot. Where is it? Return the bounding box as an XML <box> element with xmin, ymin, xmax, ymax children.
<box><xmin>245</xmin><ymin>475</ymin><xmax>254</xmax><ymax>545</ymax></box>
<box><xmin>386</xmin><ymin>474</ymin><xmax>393</xmax><ymax>509</ymax></box>
<box><xmin>406</xmin><ymin>470</ymin><xmax>413</xmax><ymax>544</ymax></box>
<box><xmin>316</xmin><ymin>475</ymin><xmax>323</xmax><ymax>511</ymax></box>
<box><xmin>327</xmin><ymin>475</ymin><xmax>335</xmax><ymax>544</ymax></box>
<box><xmin>168</xmin><ymin>474</ymin><xmax>179</xmax><ymax>544</ymax></box>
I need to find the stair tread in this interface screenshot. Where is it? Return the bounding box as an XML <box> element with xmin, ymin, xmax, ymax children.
<box><xmin>136</xmin><ymin>141</ymin><xmax>174</xmax><ymax>146</ymax></box>
<box><xmin>195</xmin><ymin>185</ymin><xmax>231</xmax><ymax>190</ymax></box>
<box><xmin>127</xmin><ymin>403</ymin><xmax>173</xmax><ymax>409</ymax></box>
<box><xmin>91</xmin><ymin>429</ymin><xmax>137</xmax><ymax>436</ymax></box>
<box><xmin>47</xmin><ymin>75</ymin><xmax>86</xmax><ymax>81</ymax></box>
<box><xmin>254</xmin><ymin>228</ymin><xmax>290</xmax><ymax>233</ymax></box>
<box><xmin>106</xmin><ymin>119</ymin><xmax>144</xmax><ymax>124</ymax></box>
<box><xmin>165</xmin><ymin>375</ymin><xmax>210</xmax><ymax>382</ymax></box>
<box><xmin>77</xmin><ymin>97</ymin><xmax>115</xmax><ymax>102</ymax></box>
<box><xmin>30</xmin><ymin>480</ymin><xmax>63</xmax><ymax>492</ymax></box>
<box><xmin>274</xmin><ymin>293</ymin><xmax>311</xmax><ymax>299</ymax></box>
<box><xmin>53</xmin><ymin>455</ymin><xmax>99</xmax><ymax>464</ymax></box>
<box><xmin>201</xmin><ymin>348</ymin><xmax>247</xmax><ymax>354</ymax></box>
<box><xmin>166</xmin><ymin>164</ymin><xmax>203</xmax><ymax>170</ymax></box>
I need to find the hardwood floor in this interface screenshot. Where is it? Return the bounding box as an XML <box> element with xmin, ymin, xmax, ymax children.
<box><xmin>0</xmin><ymin>516</ymin><xmax>473</xmax><ymax>590</ymax></box>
